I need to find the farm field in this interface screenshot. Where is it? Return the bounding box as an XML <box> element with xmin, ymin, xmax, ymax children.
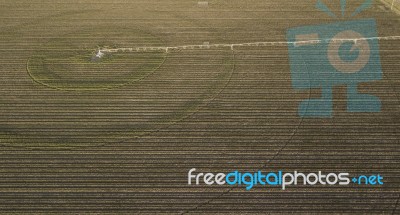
<box><xmin>0</xmin><ymin>0</ymin><xmax>399</xmax><ymax>214</ymax></box>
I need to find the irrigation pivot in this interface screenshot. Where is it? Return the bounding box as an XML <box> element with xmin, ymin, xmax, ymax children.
<box><xmin>95</xmin><ymin>35</ymin><xmax>400</xmax><ymax>58</ymax></box>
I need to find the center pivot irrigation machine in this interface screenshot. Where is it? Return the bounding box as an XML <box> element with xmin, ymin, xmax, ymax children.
<box><xmin>95</xmin><ymin>35</ymin><xmax>400</xmax><ymax>57</ymax></box>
